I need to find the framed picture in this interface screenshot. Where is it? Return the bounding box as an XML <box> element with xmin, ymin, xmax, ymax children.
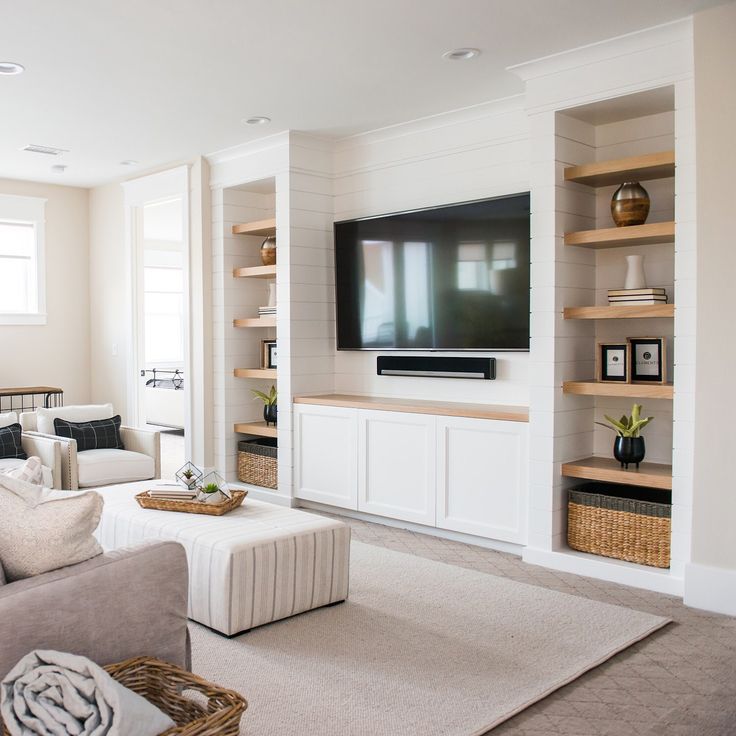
<box><xmin>629</xmin><ymin>337</ymin><xmax>666</xmax><ymax>383</ymax></box>
<box><xmin>261</xmin><ymin>340</ymin><xmax>277</xmax><ymax>369</ymax></box>
<box><xmin>597</xmin><ymin>342</ymin><xmax>629</xmax><ymax>383</ymax></box>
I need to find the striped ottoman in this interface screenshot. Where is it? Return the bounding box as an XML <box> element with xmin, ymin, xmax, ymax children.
<box><xmin>95</xmin><ymin>482</ymin><xmax>350</xmax><ymax>636</ymax></box>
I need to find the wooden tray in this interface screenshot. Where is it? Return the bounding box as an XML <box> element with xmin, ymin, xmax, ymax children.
<box><xmin>135</xmin><ymin>490</ymin><xmax>247</xmax><ymax>516</ymax></box>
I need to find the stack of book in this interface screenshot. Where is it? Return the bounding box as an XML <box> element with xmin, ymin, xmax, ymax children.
<box><xmin>147</xmin><ymin>485</ymin><xmax>197</xmax><ymax>501</ymax></box>
<box><xmin>258</xmin><ymin>305</ymin><xmax>276</xmax><ymax>317</ymax></box>
<box><xmin>608</xmin><ymin>287</ymin><xmax>667</xmax><ymax>305</ymax></box>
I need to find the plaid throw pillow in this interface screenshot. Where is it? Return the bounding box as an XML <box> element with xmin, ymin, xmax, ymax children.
<box><xmin>54</xmin><ymin>415</ymin><xmax>125</xmax><ymax>452</ymax></box>
<box><xmin>0</xmin><ymin>424</ymin><xmax>27</xmax><ymax>461</ymax></box>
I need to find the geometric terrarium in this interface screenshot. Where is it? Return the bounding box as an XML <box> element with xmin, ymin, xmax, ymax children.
<box><xmin>196</xmin><ymin>469</ymin><xmax>231</xmax><ymax>504</ymax></box>
<box><xmin>175</xmin><ymin>461</ymin><xmax>203</xmax><ymax>491</ymax></box>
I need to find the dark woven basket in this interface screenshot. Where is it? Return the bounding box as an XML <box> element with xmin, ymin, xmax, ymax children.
<box><xmin>238</xmin><ymin>438</ymin><xmax>277</xmax><ymax>489</ymax></box>
<box><xmin>568</xmin><ymin>483</ymin><xmax>671</xmax><ymax>568</ymax></box>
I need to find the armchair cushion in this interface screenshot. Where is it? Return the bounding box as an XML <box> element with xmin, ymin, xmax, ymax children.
<box><xmin>0</xmin><ymin>412</ymin><xmax>18</xmax><ymax>429</ymax></box>
<box><xmin>77</xmin><ymin>449</ymin><xmax>155</xmax><ymax>489</ymax></box>
<box><xmin>54</xmin><ymin>415</ymin><xmax>124</xmax><ymax>452</ymax></box>
<box><xmin>35</xmin><ymin>403</ymin><xmax>114</xmax><ymax>436</ymax></box>
<box><xmin>0</xmin><ymin>424</ymin><xmax>27</xmax><ymax>461</ymax></box>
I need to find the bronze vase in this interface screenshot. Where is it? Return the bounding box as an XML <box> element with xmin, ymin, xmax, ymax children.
<box><xmin>611</xmin><ymin>182</ymin><xmax>650</xmax><ymax>227</ymax></box>
<box><xmin>260</xmin><ymin>236</ymin><xmax>276</xmax><ymax>266</ymax></box>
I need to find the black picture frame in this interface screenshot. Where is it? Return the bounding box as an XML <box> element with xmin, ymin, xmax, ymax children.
<box><xmin>266</xmin><ymin>341</ymin><xmax>277</xmax><ymax>369</ymax></box>
<box><xmin>629</xmin><ymin>337</ymin><xmax>666</xmax><ymax>383</ymax></box>
<box><xmin>598</xmin><ymin>342</ymin><xmax>629</xmax><ymax>383</ymax></box>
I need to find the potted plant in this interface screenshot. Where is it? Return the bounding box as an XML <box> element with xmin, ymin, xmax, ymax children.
<box><xmin>252</xmin><ymin>385</ymin><xmax>277</xmax><ymax>426</ymax></box>
<box><xmin>597</xmin><ymin>403</ymin><xmax>653</xmax><ymax>469</ymax></box>
<box><xmin>196</xmin><ymin>470</ymin><xmax>231</xmax><ymax>504</ymax></box>
<box><xmin>175</xmin><ymin>461</ymin><xmax>202</xmax><ymax>490</ymax></box>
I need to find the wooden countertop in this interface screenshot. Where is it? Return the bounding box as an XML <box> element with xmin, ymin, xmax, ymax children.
<box><xmin>293</xmin><ymin>394</ymin><xmax>529</xmax><ymax>422</ymax></box>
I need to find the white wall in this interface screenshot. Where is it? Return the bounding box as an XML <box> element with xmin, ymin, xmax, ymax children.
<box><xmin>0</xmin><ymin>178</ymin><xmax>91</xmax><ymax>405</ymax></box>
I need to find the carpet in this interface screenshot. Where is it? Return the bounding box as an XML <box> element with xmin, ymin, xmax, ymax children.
<box><xmin>191</xmin><ymin>541</ymin><xmax>670</xmax><ymax>736</ymax></box>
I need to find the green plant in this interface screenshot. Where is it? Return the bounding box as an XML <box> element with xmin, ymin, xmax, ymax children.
<box><xmin>596</xmin><ymin>403</ymin><xmax>653</xmax><ymax>438</ymax></box>
<box><xmin>201</xmin><ymin>482</ymin><xmax>220</xmax><ymax>494</ymax></box>
<box><xmin>182</xmin><ymin>468</ymin><xmax>194</xmax><ymax>480</ymax></box>
<box><xmin>251</xmin><ymin>385</ymin><xmax>277</xmax><ymax>406</ymax></box>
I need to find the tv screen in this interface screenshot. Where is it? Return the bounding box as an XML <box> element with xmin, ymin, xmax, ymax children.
<box><xmin>334</xmin><ymin>194</ymin><xmax>530</xmax><ymax>351</ymax></box>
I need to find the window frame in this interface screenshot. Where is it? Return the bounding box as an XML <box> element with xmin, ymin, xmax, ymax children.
<box><xmin>0</xmin><ymin>194</ymin><xmax>47</xmax><ymax>325</ymax></box>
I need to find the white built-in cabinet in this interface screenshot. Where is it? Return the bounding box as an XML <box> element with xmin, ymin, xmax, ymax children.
<box><xmin>294</xmin><ymin>403</ymin><xmax>528</xmax><ymax>545</ymax></box>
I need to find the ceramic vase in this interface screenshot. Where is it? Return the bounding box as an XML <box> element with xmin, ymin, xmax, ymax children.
<box><xmin>267</xmin><ymin>282</ymin><xmax>276</xmax><ymax>307</ymax></box>
<box><xmin>611</xmin><ymin>181</ymin><xmax>650</xmax><ymax>227</ymax></box>
<box><xmin>624</xmin><ymin>255</ymin><xmax>647</xmax><ymax>290</ymax></box>
<box><xmin>260</xmin><ymin>236</ymin><xmax>276</xmax><ymax>266</ymax></box>
<box><xmin>263</xmin><ymin>403</ymin><xmax>277</xmax><ymax>426</ymax></box>
<box><xmin>613</xmin><ymin>436</ymin><xmax>646</xmax><ymax>469</ymax></box>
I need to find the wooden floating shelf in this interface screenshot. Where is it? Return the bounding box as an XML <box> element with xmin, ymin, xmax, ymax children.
<box><xmin>564</xmin><ymin>304</ymin><xmax>674</xmax><ymax>320</ymax></box>
<box><xmin>232</xmin><ymin>217</ymin><xmax>276</xmax><ymax>237</ymax></box>
<box><xmin>565</xmin><ymin>221</ymin><xmax>675</xmax><ymax>249</ymax></box>
<box><xmin>562</xmin><ymin>456</ymin><xmax>672</xmax><ymax>490</ymax></box>
<box><xmin>564</xmin><ymin>150</ymin><xmax>675</xmax><ymax>187</ymax></box>
<box><xmin>563</xmin><ymin>381</ymin><xmax>674</xmax><ymax>400</ymax></box>
<box><xmin>233</xmin><ymin>265</ymin><xmax>276</xmax><ymax>279</ymax></box>
<box><xmin>233</xmin><ymin>421</ymin><xmax>277</xmax><ymax>438</ymax></box>
<box><xmin>234</xmin><ymin>368</ymin><xmax>277</xmax><ymax>380</ymax></box>
<box><xmin>233</xmin><ymin>317</ymin><xmax>276</xmax><ymax>328</ymax></box>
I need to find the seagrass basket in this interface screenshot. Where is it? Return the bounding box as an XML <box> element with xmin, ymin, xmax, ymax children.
<box><xmin>0</xmin><ymin>657</ymin><xmax>246</xmax><ymax>736</ymax></box>
<box><xmin>238</xmin><ymin>438</ymin><xmax>277</xmax><ymax>489</ymax></box>
<box><xmin>568</xmin><ymin>483</ymin><xmax>671</xmax><ymax>568</ymax></box>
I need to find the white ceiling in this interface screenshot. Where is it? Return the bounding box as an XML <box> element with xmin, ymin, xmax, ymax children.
<box><xmin>0</xmin><ymin>0</ymin><xmax>728</xmax><ymax>187</ymax></box>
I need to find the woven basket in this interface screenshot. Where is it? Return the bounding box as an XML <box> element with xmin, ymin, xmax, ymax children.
<box><xmin>568</xmin><ymin>484</ymin><xmax>671</xmax><ymax>568</ymax></box>
<box><xmin>0</xmin><ymin>657</ymin><xmax>246</xmax><ymax>736</ymax></box>
<box><xmin>238</xmin><ymin>438</ymin><xmax>277</xmax><ymax>489</ymax></box>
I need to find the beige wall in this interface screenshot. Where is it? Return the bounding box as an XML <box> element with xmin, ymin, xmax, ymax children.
<box><xmin>88</xmin><ymin>182</ymin><xmax>129</xmax><ymax>420</ymax></box>
<box><xmin>691</xmin><ymin>3</ymin><xmax>736</xmax><ymax>570</ymax></box>
<box><xmin>0</xmin><ymin>178</ymin><xmax>90</xmax><ymax>405</ymax></box>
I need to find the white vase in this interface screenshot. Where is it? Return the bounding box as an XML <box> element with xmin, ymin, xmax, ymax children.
<box><xmin>624</xmin><ymin>255</ymin><xmax>647</xmax><ymax>290</ymax></box>
<box><xmin>267</xmin><ymin>282</ymin><xmax>277</xmax><ymax>308</ymax></box>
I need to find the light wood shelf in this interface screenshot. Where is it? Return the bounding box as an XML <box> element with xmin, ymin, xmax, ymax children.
<box><xmin>232</xmin><ymin>217</ymin><xmax>276</xmax><ymax>237</ymax></box>
<box><xmin>233</xmin><ymin>317</ymin><xmax>276</xmax><ymax>328</ymax></box>
<box><xmin>561</xmin><ymin>456</ymin><xmax>672</xmax><ymax>490</ymax></box>
<box><xmin>234</xmin><ymin>368</ymin><xmax>277</xmax><ymax>380</ymax></box>
<box><xmin>565</xmin><ymin>221</ymin><xmax>675</xmax><ymax>249</ymax></box>
<box><xmin>233</xmin><ymin>265</ymin><xmax>276</xmax><ymax>279</ymax></box>
<box><xmin>294</xmin><ymin>393</ymin><xmax>529</xmax><ymax>423</ymax></box>
<box><xmin>233</xmin><ymin>421</ymin><xmax>277</xmax><ymax>438</ymax></box>
<box><xmin>564</xmin><ymin>304</ymin><xmax>674</xmax><ymax>320</ymax></box>
<box><xmin>564</xmin><ymin>151</ymin><xmax>675</xmax><ymax>187</ymax></box>
<box><xmin>563</xmin><ymin>381</ymin><xmax>674</xmax><ymax>400</ymax></box>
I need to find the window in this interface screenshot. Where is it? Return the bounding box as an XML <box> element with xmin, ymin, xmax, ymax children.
<box><xmin>0</xmin><ymin>195</ymin><xmax>46</xmax><ymax>324</ymax></box>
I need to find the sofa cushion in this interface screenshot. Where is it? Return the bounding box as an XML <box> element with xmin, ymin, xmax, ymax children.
<box><xmin>54</xmin><ymin>415</ymin><xmax>124</xmax><ymax>452</ymax></box>
<box><xmin>0</xmin><ymin>412</ymin><xmax>18</xmax><ymax>429</ymax></box>
<box><xmin>0</xmin><ymin>424</ymin><xmax>27</xmax><ymax>461</ymax></box>
<box><xmin>36</xmin><ymin>404</ymin><xmax>114</xmax><ymax>436</ymax></box>
<box><xmin>0</xmin><ymin>459</ymin><xmax>53</xmax><ymax>488</ymax></box>
<box><xmin>0</xmin><ymin>476</ymin><xmax>103</xmax><ymax>581</ymax></box>
<box><xmin>77</xmin><ymin>449</ymin><xmax>155</xmax><ymax>489</ymax></box>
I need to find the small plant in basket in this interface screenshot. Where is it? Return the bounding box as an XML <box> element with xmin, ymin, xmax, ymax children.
<box><xmin>252</xmin><ymin>385</ymin><xmax>277</xmax><ymax>426</ymax></box>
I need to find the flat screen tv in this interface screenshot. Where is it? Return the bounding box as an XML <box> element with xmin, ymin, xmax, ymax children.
<box><xmin>334</xmin><ymin>193</ymin><xmax>530</xmax><ymax>351</ymax></box>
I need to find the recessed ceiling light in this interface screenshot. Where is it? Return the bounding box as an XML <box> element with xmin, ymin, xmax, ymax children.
<box><xmin>120</xmin><ymin>160</ymin><xmax>138</xmax><ymax>166</ymax></box>
<box><xmin>0</xmin><ymin>62</ymin><xmax>25</xmax><ymax>75</ymax></box>
<box><xmin>442</xmin><ymin>48</ymin><xmax>480</xmax><ymax>61</ymax></box>
<box><xmin>51</xmin><ymin>164</ymin><xmax>67</xmax><ymax>174</ymax></box>
<box><xmin>243</xmin><ymin>116</ymin><xmax>271</xmax><ymax>125</ymax></box>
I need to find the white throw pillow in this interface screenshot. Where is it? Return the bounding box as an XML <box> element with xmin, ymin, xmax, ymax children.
<box><xmin>1</xmin><ymin>456</ymin><xmax>43</xmax><ymax>485</ymax></box>
<box><xmin>0</xmin><ymin>475</ymin><xmax>103</xmax><ymax>582</ymax></box>
<box><xmin>0</xmin><ymin>412</ymin><xmax>18</xmax><ymax>429</ymax></box>
<box><xmin>36</xmin><ymin>404</ymin><xmax>114</xmax><ymax>436</ymax></box>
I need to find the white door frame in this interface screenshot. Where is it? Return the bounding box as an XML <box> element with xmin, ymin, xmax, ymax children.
<box><xmin>122</xmin><ymin>166</ymin><xmax>193</xmax><ymax>461</ymax></box>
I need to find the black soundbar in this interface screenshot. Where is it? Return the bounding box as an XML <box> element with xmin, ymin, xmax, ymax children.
<box><xmin>377</xmin><ymin>356</ymin><xmax>496</xmax><ymax>380</ymax></box>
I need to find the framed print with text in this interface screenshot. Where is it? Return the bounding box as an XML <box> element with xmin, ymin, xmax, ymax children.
<box><xmin>597</xmin><ymin>342</ymin><xmax>629</xmax><ymax>383</ymax></box>
<box><xmin>629</xmin><ymin>337</ymin><xmax>666</xmax><ymax>383</ymax></box>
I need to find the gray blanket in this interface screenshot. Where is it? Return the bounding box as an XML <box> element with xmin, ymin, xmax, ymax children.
<box><xmin>1</xmin><ymin>650</ymin><xmax>175</xmax><ymax>736</ymax></box>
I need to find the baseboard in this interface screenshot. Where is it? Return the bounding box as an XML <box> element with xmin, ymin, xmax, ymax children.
<box><xmin>229</xmin><ymin>482</ymin><xmax>296</xmax><ymax>507</ymax></box>
<box><xmin>684</xmin><ymin>563</ymin><xmax>736</xmax><ymax>616</ymax></box>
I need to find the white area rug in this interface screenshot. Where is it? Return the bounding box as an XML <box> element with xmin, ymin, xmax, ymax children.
<box><xmin>191</xmin><ymin>541</ymin><xmax>669</xmax><ymax>736</ymax></box>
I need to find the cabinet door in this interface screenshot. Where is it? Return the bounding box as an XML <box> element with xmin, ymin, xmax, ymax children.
<box><xmin>358</xmin><ymin>410</ymin><xmax>436</xmax><ymax>525</ymax></box>
<box><xmin>294</xmin><ymin>404</ymin><xmax>358</xmax><ymax>509</ymax></box>
<box><xmin>436</xmin><ymin>416</ymin><xmax>528</xmax><ymax>544</ymax></box>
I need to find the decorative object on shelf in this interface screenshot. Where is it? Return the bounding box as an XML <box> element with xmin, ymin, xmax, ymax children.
<box><xmin>597</xmin><ymin>342</ymin><xmax>630</xmax><ymax>383</ymax></box>
<box><xmin>610</xmin><ymin>181</ymin><xmax>650</xmax><ymax>227</ymax></box>
<box><xmin>608</xmin><ymin>286</ymin><xmax>667</xmax><ymax>305</ymax></box>
<box><xmin>238</xmin><ymin>438</ymin><xmax>278</xmax><ymax>489</ymax></box>
<box><xmin>197</xmin><ymin>469</ymin><xmax>231</xmax><ymax>503</ymax></box>
<box><xmin>252</xmin><ymin>385</ymin><xmax>277</xmax><ymax>425</ymax></box>
<box><xmin>260</xmin><ymin>235</ymin><xmax>276</xmax><ymax>266</ymax></box>
<box><xmin>261</xmin><ymin>339</ymin><xmax>277</xmax><ymax>369</ymax></box>
<box><xmin>623</xmin><ymin>254</ymin><xmax>647</xmax><ymax>290</ymax></box>
<box><xmin>175</xmin><ymin>461</ymin><xmax>202</xmax><ymax>490</ymax></box>
<box><xmin>267</xmin><ymin>281</ymin><xmax>276</xmax><ymax>308</ymax></box>
<box><xmin>629</xmin><ymin>337</ymin><xmax>666</xmax><ymax>383</ymax></box>
<box><xmin>597</xmin><ymin>403</ymin><xmax>653</xmax><ymax>469</ymax></box>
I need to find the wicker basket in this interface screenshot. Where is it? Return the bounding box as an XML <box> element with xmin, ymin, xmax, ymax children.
<box><xmin>568</xmin><ymin>483</ymin><xmax>671</xmax><ymax>568</ymax></box>
<box><xmin>0</xmin><ymin>657</ymin><xmax>246</xmax><ymax>736</ymax></box>
<box><xmin>238</xmin><ymin>438</ymin><xmax>277</xmax><ymax>489</ymax></box>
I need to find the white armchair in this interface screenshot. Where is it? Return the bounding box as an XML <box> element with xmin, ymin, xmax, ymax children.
<box><xmin>0</xmin><ymin>411</ymin><xmax>63</xmax><ymax>489</ymax></box>
<box><xmin>20</xmin><ymin>405</ymin><xmax>160</xmax><ymax>490</ymax></box>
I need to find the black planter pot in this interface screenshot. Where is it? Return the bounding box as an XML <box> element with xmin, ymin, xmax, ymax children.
<box><xmin>613</xmin><ymin>436</ymin><xmax>645</xmax><ymax>468</ymax></box>
<box><xmin>263</xmin><ymin>403</ymin><xmax>277</xmax><ymax>426</ymax></box>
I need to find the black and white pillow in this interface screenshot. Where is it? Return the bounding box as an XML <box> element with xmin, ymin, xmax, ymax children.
<box><xmin>0</xmin><ymin>423</ymin><xmax>27</xmax><ymax>461</ymax></box>
<box><xmin>54</xmin><ymin>415</ymin><xmax>125</xmax><ymax>452</ymax></box>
